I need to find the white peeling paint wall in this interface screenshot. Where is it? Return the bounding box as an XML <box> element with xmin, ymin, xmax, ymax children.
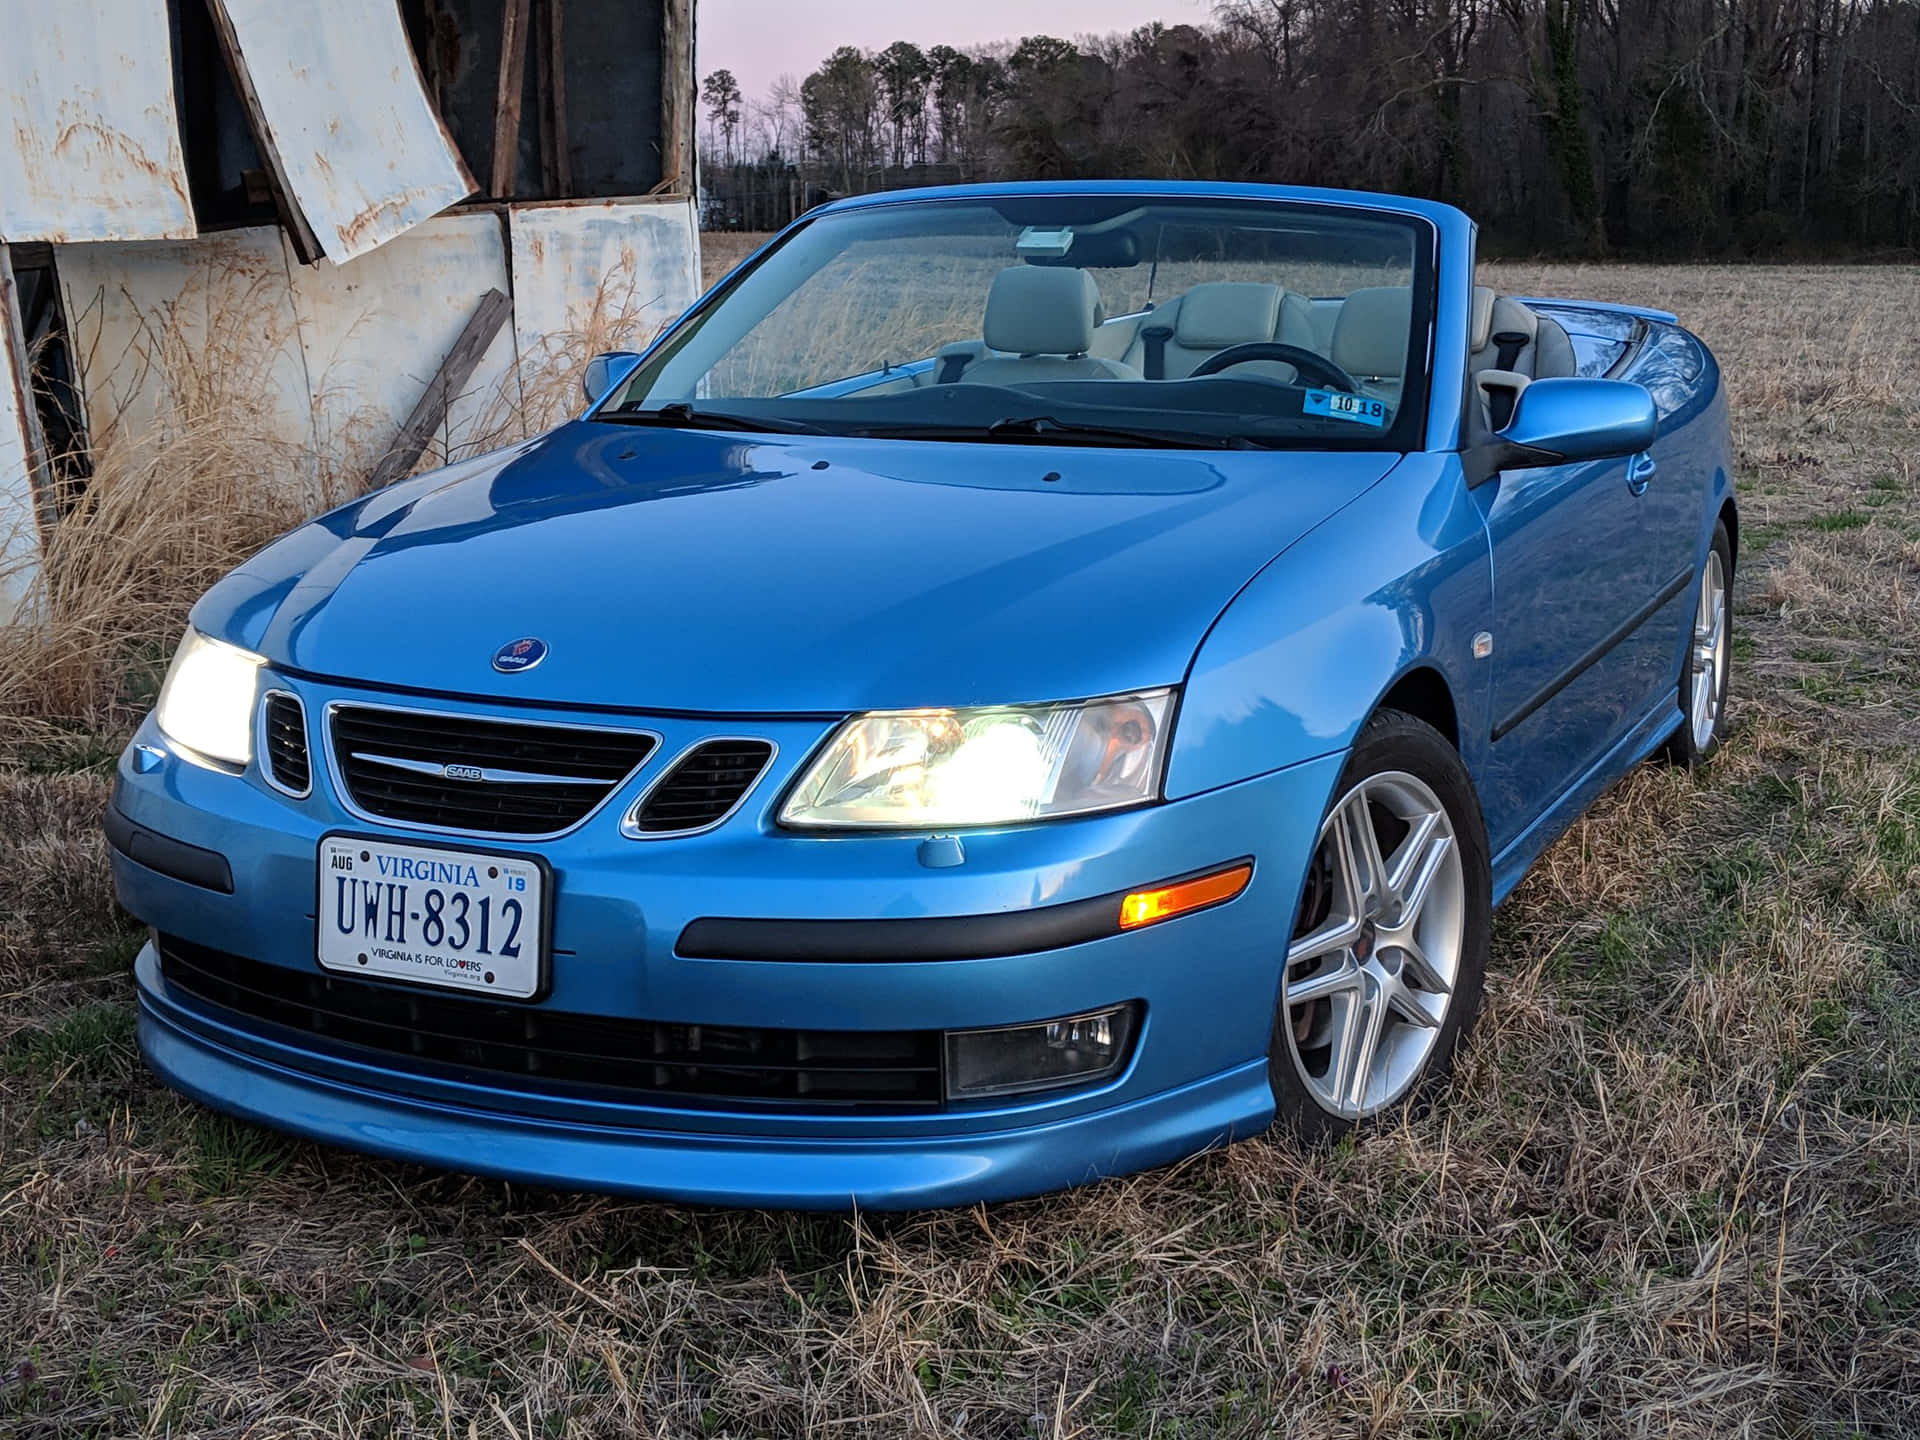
<box><xmin>288</xmin><ymin>212</ymin><xmax>519</xmax><ymax>470</ymax></box>
<box><xmin>211</xmin><ymin>0</ymin><xmax>477</xmax><ymax>262</ymax></box>
<box><xmin>508</xmin><ymin>199</ymin><xmax>702</xmax><ymax>426</ymax></box>
<box><xmin>0</xmin><ymin>0</ymin><xmax>195</xmax><ymax>243</ymax></box>
<box><xmin>54</xmin><ymin>228</ymin><xmax>315</xmax><ymax>465</ymax></box>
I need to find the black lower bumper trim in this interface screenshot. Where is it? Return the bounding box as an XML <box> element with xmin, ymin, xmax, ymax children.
<box><xmin>678</xmin><ymin>890</ymin><xmax>1124</xmax><ymax>963</ymax></box>
<box><xmin>105</xmin><ymin>794</ymin><xmax>234</xmax><ymax>894</ymax></box>
<box><xmin>679</xmin><ymin>858</ymin><xmax>1257</xmax><ymax>964</ymax></box>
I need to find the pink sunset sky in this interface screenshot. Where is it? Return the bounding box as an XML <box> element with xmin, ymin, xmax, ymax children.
<box><xmin>698</xmin><ymin>0</ymin><xmax>1215</xmax><ymax>105</ymax></box>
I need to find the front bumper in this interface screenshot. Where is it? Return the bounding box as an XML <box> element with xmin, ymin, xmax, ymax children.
<box><xmin>113</xmin><ymin>680</ymin><xmax>1345</xmax><ymax>1208</ymax></box>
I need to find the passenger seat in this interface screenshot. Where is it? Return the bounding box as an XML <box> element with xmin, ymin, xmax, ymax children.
<box><xmin>944</xmin><ymin>267</ymin><xmax>1141</xmax><ymax>386</ymax></box>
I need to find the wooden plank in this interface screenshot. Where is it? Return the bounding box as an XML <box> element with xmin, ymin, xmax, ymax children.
<box><xmin>204</xmin><ymin>0</ymin><xmax>325</xmax><ymax>264</ymax></box>
<box><xmin>492</xmin><ymin>0</ymin><xmax>535</xmax><ymax>199</ymax></box>
<box><xmin>0</xmin><ymin>2</ymin><xmax>195</xmax><ymax>243</ymax></box>
<box><xmin>537</xmin><ymin>0</ymin><xmax>572</xmax><ymax>199</ymax></box>
<box><xmin>658</xmin><ymin>0</ymin><xmax>695</xmax><ymax>194</ymax></box>
<box><xmin>211</xmin><ymin>0</ymin><xmax>476</xmax><ymax>263</ymax></box>
<box><xmin>366</xmin><ymin>288</ymin><xmax>512</xmax><ymax>491</ymax></box>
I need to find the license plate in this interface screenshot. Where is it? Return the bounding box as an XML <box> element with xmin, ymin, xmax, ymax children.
<box><xmin>317</xmin><ymin>835</ymin><xmax>546</xmax><ymax>999</ymax></box>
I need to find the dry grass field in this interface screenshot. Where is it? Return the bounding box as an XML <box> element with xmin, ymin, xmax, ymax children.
<box><xmin>3</xmin><ymin>246</ymin><xmax>1918</xmax><ymax>1437</ymax></box>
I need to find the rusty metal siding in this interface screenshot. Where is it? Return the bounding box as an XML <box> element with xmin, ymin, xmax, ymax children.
<box><xmin>507</xmin><ymin>198</ymin><xmax>700</xmax><ymax>374</ymax></box>
<box><xmin>0</xmin><ymin>3</ymin><xmax>195</xmax><ymax>244</ymax></box>
<box><xmin>212</xmin><ymin>0</ymin><xmax>477</xmax><ymax>263</ymax></box>
<box><xmin>54</xmin><ymin>228</ymin><xmax>318</xmax><ymax>472</ymax></box>
<box><xmin>286</xmin><ymin>211</ymin><xmax>519</xmax><ymax>472</ymax></box>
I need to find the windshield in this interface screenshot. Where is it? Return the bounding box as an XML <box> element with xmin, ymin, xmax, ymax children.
<box><xmin>611</xmin><ymin>195</ymin><xmax>1434</xmax><ymax>451</ymax></box>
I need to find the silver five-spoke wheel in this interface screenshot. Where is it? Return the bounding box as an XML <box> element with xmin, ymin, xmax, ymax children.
<box><xmin>1283</xmin><ymin>770</ymin><xmax>1465</xmax><ymax>1120</ymax></box>
<box><xmin>1688</xmin><ymin>547</ymin><xmax>1728</xmax><ymax>752</ymax></box>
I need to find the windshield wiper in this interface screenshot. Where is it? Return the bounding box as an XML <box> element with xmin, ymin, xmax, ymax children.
<box><xmin>599</xmin><ymin>402</ymin><xmax>824</xmax><ymax>435</ymax></box>
<box><xmin>853</xmin><ymin>415</ymin><xmax>1255</xmax><ymax>450</ymax></box>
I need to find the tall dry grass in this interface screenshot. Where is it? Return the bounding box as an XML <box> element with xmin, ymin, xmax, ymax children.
<box><xmin>0</xmin><ymin>251</ymin><xmax>677</xmax><ymax>742</ymax></box>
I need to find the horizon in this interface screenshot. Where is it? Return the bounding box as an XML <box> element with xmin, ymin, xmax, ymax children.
<box><xmin>695</xmin><ymin>0</ymin><xmax>1211</xmax><ymax>107</ymax></box>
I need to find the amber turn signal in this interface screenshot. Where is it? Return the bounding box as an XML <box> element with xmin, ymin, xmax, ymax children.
<box><xmin>1118</xmin><ymin>862</ymin><xmax>1253</xmax><ymax>930</ymax></box>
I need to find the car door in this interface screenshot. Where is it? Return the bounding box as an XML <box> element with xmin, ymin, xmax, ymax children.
<box><xmin>1625</xmin><ymin>324</ymin><xmax>1718</xmax><ymax>690</ymax></box>
<box><xmin>1476</xmin><ymin>449</ymin><xmax>1665</xmax><ymax>850</ymax></box>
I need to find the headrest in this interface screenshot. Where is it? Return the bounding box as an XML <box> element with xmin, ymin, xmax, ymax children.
<box><xmin>1174</xmin><ymin>282</ymin><xmax>1282</xmax><ymax>348</ymax></box>
<box><xmin>1331</xmin><ymin>287</ymin><xmax>1413</xmax><ymax>379</ymax></box>
<box><xmin>983</xmin><ymin>266</ymin><xmax>1102</xmax><ymax>356</ymax></box>
<box><xmin>1470</xmin><ymin>285</ymin><xmax>1496</xmax><ymax>353</ymax></box>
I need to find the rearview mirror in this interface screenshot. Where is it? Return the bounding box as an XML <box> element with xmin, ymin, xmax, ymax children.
<box><xmin>1494</xmin><ymin>377</ymin><xmax>1657</xmax><ymax>468</ymax></box>
<box><xmin>583</xmin><ymin>351</ymin><xmax>644</xmax><ymax>406</ymax></box>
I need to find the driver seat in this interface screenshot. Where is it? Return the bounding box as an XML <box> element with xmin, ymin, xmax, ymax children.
<box><xmin>1329</xmin><ymin>286</ymin><xmax>1412</xmax><ymax>404</ymax></box>
<box><xmin>1121</xmin><ymin>281</ymin><xmax>1319</xmax><ymax>380</ymax></box>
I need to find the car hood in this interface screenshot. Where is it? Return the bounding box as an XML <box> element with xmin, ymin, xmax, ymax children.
<box><xmin>197</xmin><ymin>422</ymin><xmax>1401</xmax><ymax>714</ymax></box>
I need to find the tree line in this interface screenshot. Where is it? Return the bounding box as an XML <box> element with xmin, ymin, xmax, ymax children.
<box><xmin>699</xmin><ymin>0</ymin><xmax>1920</xmax><ymax>255</ymax></box>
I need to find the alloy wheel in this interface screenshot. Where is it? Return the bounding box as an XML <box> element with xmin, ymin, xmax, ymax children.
<box><xmin>1688</xmin><ymin>549</ymin><xmax>1729</xmax><ymax>752</ymax></box>
<box><xmin>1283</xmin><ymin>771</ymin><xmax>1465</xmax><ymax>1120</ymax></box>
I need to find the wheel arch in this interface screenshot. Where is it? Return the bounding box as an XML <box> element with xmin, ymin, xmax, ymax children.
<box><xmin>1374</xmin><ymin>664</ymin><xmax>1459</xmax><ymax>751</ymax></box>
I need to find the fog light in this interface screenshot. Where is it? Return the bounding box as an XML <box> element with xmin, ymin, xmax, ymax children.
<box><xmin>944</xmin><ymin>1003</ymin><xmax>1139</xmax><ymax>1100</ymax></box>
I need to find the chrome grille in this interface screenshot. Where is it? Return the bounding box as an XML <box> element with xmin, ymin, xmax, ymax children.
<box><xmin>627</xmin><ymin>739</ymin><xmax>775</xmax><ymax>835</ymax></box>
<box><xmin>262</xmin><ymin>691</ymin><xmax>310</xmax><ymax>795</ymax></box>
<box><xmin>329</xmin><ymin>704</ymin><xmax>656</xmax><ymax>836</ymax></box>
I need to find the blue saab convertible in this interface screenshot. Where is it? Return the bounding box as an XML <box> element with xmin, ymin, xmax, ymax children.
<box><xmin>109</xmin><ymin>182</ymin><xmax>1735</xmax><ymax>1208</ymax></box>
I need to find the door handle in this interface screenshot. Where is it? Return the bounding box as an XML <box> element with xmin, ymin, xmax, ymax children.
<box><xmin>1626</xmin><ymin>452</ymin><xmax>1657</xmax><ymax>495</ymax></box>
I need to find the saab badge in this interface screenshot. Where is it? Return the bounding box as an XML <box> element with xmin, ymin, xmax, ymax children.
<box><xmin>492</xmin><ymin>637</ymin><xmax>549</xmax><ymax>674</ymax></box>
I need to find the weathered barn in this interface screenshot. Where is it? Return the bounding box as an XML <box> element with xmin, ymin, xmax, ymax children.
<box><xmin>0</xmin><ymin>0</ymin><xmax>699</xmax><ymax>616</ymax></box>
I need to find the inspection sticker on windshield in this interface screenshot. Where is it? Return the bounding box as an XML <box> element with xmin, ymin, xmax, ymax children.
<box><xmin>1304</xmin><ymin>390</ymin><xmax>1388</xmax><ymax>428</ymax></box>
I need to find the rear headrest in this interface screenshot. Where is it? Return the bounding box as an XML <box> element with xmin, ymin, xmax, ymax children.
<box><xmin>1470</xmin><ymin>285</ymin><xmax>1496</xmax><ymax>353</ymax></box>
<box><xmin>1174</xmin><ymin>282</ymin><xmax>1281</xmax><ymax>348</ymax></box>
<box><xmin>983</xmin><ymin>266</ymin><xmax>1102</xmax><ymax>356</ymax></box>
<box><xmin>1331</xmin><ymin>287</ymin><xmax>1413</xmax><ymax>379</ymax></box>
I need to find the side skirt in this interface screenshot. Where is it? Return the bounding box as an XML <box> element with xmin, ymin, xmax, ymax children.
<box><xmin>1489</xmin><ymin>698</ymin><xmax>1684</xmax><ymax>906</ymax></box>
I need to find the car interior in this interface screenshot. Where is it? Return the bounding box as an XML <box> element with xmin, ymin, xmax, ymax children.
<box><xmin>883</xmin><ymin>264</ymin><xmax>1577</xmax><ymax>434</ymax></box>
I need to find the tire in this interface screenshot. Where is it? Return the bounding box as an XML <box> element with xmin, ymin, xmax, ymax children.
<box><xmin>1664</xmin><ymin>519</ymin><xmax>1734</xmax><ymax>767</ymax></box>
<box><xmin>1268</xmin><ymin>709</ymin><xmax>1492</xmax><ymax>1145</ymax></box>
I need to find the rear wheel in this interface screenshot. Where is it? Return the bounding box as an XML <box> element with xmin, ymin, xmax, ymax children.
<box><xmin>1269</xmin><ymin>710</ymin><xmax>1491</xmax><ymax>1144</ymax></box>
<box><xmin>1664</xmin><ymin>520</ymin><xmax>1733</xmax><ymax>767</ymax></box>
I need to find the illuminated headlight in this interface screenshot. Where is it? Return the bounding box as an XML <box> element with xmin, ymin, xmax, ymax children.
<box><xmin>945</xmin><ymin>1003</ymin><xmax>1139</xmax><ymax>1099</ymax></box>
<box><xmin>154</xmin><ymin>629</ymin><xmax>264</xmax><ymax>767</ymax></box>
<box><xmin>780</xmin><ymin>690</ymin><xmax>1173</xmax><ymax>829</ymax></box>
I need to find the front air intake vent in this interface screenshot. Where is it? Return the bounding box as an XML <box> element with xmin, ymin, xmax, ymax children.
<box><xmin>628</xmin><ymin>740</ymin><xmax>775</xmax><ymax>835</ymax></box>
<box><xmin>330</xmin><ymin>705</ymin><xmax>657</xmax><ymax>837</ymax></box>
<box><xmin>262</xmin><ymin>692</ymin><xmax>311</xmax><ymax>795</ymax></box>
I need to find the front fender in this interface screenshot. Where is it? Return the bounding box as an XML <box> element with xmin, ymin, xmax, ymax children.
<box><xmin>1166</xmin><ymin>453</ymin><xmax>1493</xmax><ymax>799</ymax></box>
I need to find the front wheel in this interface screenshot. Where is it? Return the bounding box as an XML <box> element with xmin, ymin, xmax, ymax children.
<box><xmin>1269</xmin><ymin>710</ymin><xmax>1491</xmax><ymax>1144</ymax></box>
<box><xmin>1664</xmin><ymin>519</ymin><xmax>1734</xmax><ymax>767</ymax></box>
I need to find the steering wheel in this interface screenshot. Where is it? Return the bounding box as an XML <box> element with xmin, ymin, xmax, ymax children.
<box><xmin>1187</xmin><ymin>343</ymin><xmax>1360</xmax><ymax>393</ymax></box>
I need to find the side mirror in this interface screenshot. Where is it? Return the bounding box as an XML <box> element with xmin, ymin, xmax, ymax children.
<box><xmin>1493</xmin><ymin>377</ymin><xmax>1657</xmax><ymax>468</ymax></box>
<box><xmin>582</xmin><ymin>351</ymin><xmax>644</xmax><ymax>406</ymax></box>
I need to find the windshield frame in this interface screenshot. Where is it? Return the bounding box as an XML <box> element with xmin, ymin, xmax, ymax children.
<box><xmin>607</xmin><ymin>190</ymin><xmax>1442</xmax><ymax>453</ymax></box>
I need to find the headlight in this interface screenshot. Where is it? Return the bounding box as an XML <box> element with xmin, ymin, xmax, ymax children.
<box><xmin>154</xmin><ymin>629</ymin><xmax>264</xmax><ymax>767</ymax></box>
<box><xmin>780</xmin><ymin>690</ymin><xmax>1173</xmax><ymax>829</ymax></box>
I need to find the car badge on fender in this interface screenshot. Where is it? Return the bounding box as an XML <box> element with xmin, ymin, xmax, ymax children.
<box><xmin>492</xmin><ymin>637</ymin><xmax>548</xmax><ymax>674</ymax></box>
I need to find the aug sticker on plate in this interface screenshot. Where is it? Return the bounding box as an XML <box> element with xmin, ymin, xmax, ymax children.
<box><xmin>1303</xmin><ymin>389</ymin><xmax>1388</xmax><ymax>429</ymax></box>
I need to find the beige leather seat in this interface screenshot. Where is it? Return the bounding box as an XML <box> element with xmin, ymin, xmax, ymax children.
<box><xmin>1469</xmin><ymin>284</ymin><xmax>1577</xmax><ymax>427</ymax></box>
<box><xmin>1329</xmin><ymin>286</ymin><xmax>1412</xmax><ymax>402</ymax></box>
<box><xmin>951</xmin><ymin>267</ymin><xmax>1140</xmax><ymax>386</ymax></box>
<box><xmin>1118</xmin><ymin>281</ymin><xmax>1320</xmax><ymax>380</ymax></box>
<box><xmin>1469</xmin><ymin>285</ymin><xmax>1577</xmax><ymax>380</ymax></box>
